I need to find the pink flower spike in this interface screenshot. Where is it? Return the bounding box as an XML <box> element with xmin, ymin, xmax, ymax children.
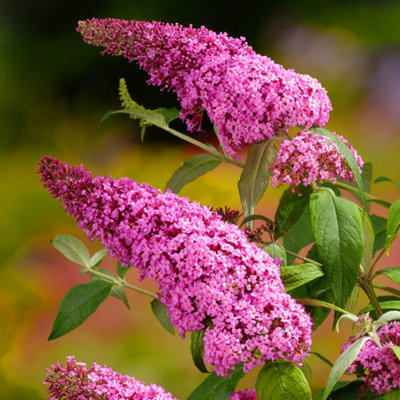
<box><xmin>343</xmin><ymin>321</ymin><xmax>400</xmax><ymax>395</ymax></box>
<box><xmin>38</xmin><ymin>156</ymin><xmax>313</xmax><ymax>376</ymax></box>
<box><xmin>43</xmin><ymin>356</ymin><xmax>178</xmax><ymax>399</ymax></box>
<box><xmin>77</xmin><ymin>18</ymin><xmax>332</xmax><ymax>157</ymax></box>
<box><xmin>270</xmin><ymin>130</ymin><xmax>364</xmax><ymax>187</ymax></box>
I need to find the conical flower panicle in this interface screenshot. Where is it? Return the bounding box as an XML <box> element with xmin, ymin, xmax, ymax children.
<box><xmin>44</xmin><ymin>356</ymin><xmax>178</xmax><ymax>399</ymax></box>
<box><xmin>343</xmin><ymin>322</ymin><xmax>400</xmax><ymax>395</ymax></box>
<box><xmin>39</xmin><ymin>156</ymin><xmax>312</xmax><ymax>376</ymax></box>
<box><xmin>270</xmin><ymin>130</ymin><xmax>364</xmax><ymax>187</ymax></box>
<box><xmin>77</xmin><ymin>18</ymin><xmax>332</xmax><ymax>157</ymax></box>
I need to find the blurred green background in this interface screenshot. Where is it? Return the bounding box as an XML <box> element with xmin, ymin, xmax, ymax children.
<box><xmin>1</xmin><ymin>0</ymin><xmax>400</xmax><ymax>398</ymax></box>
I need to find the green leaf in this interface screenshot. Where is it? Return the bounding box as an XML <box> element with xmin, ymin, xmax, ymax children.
<box><xmin>165</xmin><ymin>154</ymin><xmax>221</xmax><ymax>194</ymax></box>
<box><xmin>150</xmin><ymin>299</ymin><xmax>175</xmax><ymax>335</ymax></box>
<box><xmin>358</xmin><ymin>297</ymin><xmax>400</xmax><ymax>318</ymax></box>
<box><xmin>240</xmin><ymin>214</ymin><xmax>274</xmax><ymax>227</ymax></box>
<box><xmin>48</xmin><ymin>281</ymin><xmax>113</xmax><ymax>340</ymax></box>
<box><xmin>263</xmin><ymin>243</ymin><xmax>287</xmax><ymax>265</ymax></box>
<box><xmin>312</xmin><ymin>127</ymin><xmax>366</xmax><ymax>208</ymax></box>
<box><xmin>300</xmin><ymin>298</ymin><xmax>351</xmax><ymax>315</ymax></box>
<box><xmin>386</xmin><ymin>199</ymin><xmax>400</xmax><ymax>253</ymax></box>
<box><xmin>347</xmin><ymin>285</ymin><xmax>361</xmax><ymax>314</ymax></box>
<box><xmin>339</xmin><ymin>162</ymin><xmax>373</xmax><ymax>213</ymax></box>
<box><xmin>255</xmin><ymin>361</ymin><xmax>312</xmax><ymax>400</ymax></box>
<box><xmin>389</xmin><ymin>347</ymin><xmax>400</xmax><ymax>364</ymax></box>
<box><xmin>376</xmin><ymin>267</ymin><xmax>400</xmax><ymax>285</ymax></box>
<box><xmin>274</xmin><ymin>186</ymin><xmax>312</xmax><ymax>239</ymax></box>
<box><xmin>317</xmin><ymin>380</ymin><xmax>364</xmax><ymax>400</ymax></box>
<box><xmin>309</xmin><ymin>189</ymin><xmax>364</xmax><ymax>309</ymax></box>
<box><xmin>89</xmin><ymin>267</ymin><xmax>130</xmax><ymax>309</ymax></box>
<box><xmin>360</xmin><ymin>213</ymin><xmax>374</xmax><ymax>271</ymax></box>
<box><xmin>283</xmin><ymin>207</ymin><xmax>314</xmax><ymax>265</ymax></box>
<box><xmin>376</xmin><ymin>310</ymin><xmax>400</xmax><ymax>324</ymax></box>
<box><xmin>154</xmin><ymin>107</ymin><xmax>180</xmax><ymax>125</ymax></box>
<box><xmin>191</xmin><ymin>329</ymin><xmax>208</xmax><ymax>373</ymax></box>
<box><xmin>187</xmin><ymin>364</ymin><xmax>244</xmax><ymax>400</ymax></box>
<box><xmin>238</xmin><ymin>139</ymin><xmax>276</xmax><ymax>220</ymax></box>
<box><xmin>110</xmin><ymin>286</ymin><xmax>130</xmax><ymax>309</ymax></box>
<box><xmin>300</xmin><ymin>363</ymin><xmax>312</xmax><ymax>383</ymax></box>
<box><xmin>370</xmin><ymin>214</ymin><xmax>387</xmax><ymax>255</ymax></box>
<box><xmin>374</xmin><ymin>176</ymin><xmax>400</xmax><ymax>189</ymax></box>
<box><xmin>101</xmin><ymin>108</ymin><xmax>166</xmax><ymax>127</ymax></box>
<box><xmin>386</xmin><ymin>390</ymin><xmax>400</xmax><ymax>400</ymax></box>
<box><xmin>280</xmin><ymin>263</ymin><xmax>324</xmax><ymax>291</ymax></box>
<box><xmin>320</xmin><ymin>336</ymin><xmax>372</xmax><ymax>400</ymax></box>
<box><xmin>51</xmin><ymin>234</ymin><xmax>91</xmax><ymax>268</ymax></box>
<box><xmin>116</xmin><ymin>262</ymin><xmax>131</xmax><ymax>279</ymax></box>
<box><xmin>90</xmin><ymin>248</ymin><xmax>108</xmax><ymax>267</ymax></box>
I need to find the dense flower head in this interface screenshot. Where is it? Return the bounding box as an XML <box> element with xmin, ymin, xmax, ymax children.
<box><xmin>77</xmin><ymin>18</ymin><xmax>332</xmax><ymax>157</ymax></box>
<box><xmin>230</xmin><ymin>388</ymin><xmax>257</xmax><ymax>399</ymax></box>
<box><xmin>38</xmin><ymin>156</ymin><xmax>312</xmax><ymax>376</ymax></box>
<box><xmin>270</xmin><ymin>130</ymin><xmax>364</xmax><ymax>187</ymax></box>
<box><xmin>44</xmin><ymin>356</ymin><xmax>178</xmax><ymax>399</ymax></box>
<box><xmin>343</xmin><ymin>322</ymin><xmax>400</xmax><ymax>395</ymax></box>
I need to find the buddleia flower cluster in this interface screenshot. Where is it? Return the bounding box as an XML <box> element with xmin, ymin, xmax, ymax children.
<box><xmin>343</xmin><ymin>321</ymin><xmax>400</xmax><ymax>395</ymax></box>
<box><xmin>270</xmin><ymin>130</ymin><xmax>364</xmax><ymax>187</ymax></box>
<box><xmin>77</xmin><ymin>18</ymin><xmax>332</xmax><ymax>157</ymax></box>
<box><xmin>44</xmin><ymin>356</ymin><xmax>178</xmax><ymax>399</ymax></box>
<box><xmin>38</xmin><ymin>156</ymin><xmax>312</xmax><ymax>376</ymax></box>
<box><xmin>230</xmin><ymin>388</ymin><xmax>257</xmax><ymax>399</ymax></box>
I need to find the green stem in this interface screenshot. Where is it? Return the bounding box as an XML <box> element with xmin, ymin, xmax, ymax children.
<box><xmin>298</xmin><ymin>298</ymin><xmax>352</xmax><ymax>315</ymax></box>
<box><xmin>373</xmin><ymin>283</ymin><xmax>400</xmax><ymax>297</ymax></box>
<box><xmin>359</xmin><ymin>272</ymin><xmax>383</xmax><ymax>317</ymax></box>
<box><xmin>284</xmin><ymin>249</ymin><xmax>323</xmax><ymax>266</ymax></box>
<box><xmin>88</xmin><ymin>267</ymin><xmax>158</xmax><ymax>299</ymax></box>
<box><xmin>335</xmin><ymin>182</ymin><xmax>390</xmax><ymax>208</ymax></box>
<box><xmin>368</xmin><ymin>247</ymin><xmax>386</xmax><ymax>277</ymax></box>
<box><xmin>124</xmin><ymin>282</ymin><xmax>158</xmax><ymax>298</ymax></box>
<box><xmin>163</xmin><ymin>125</ymin><xmax>244</xmax><ymax>168</ymax></box>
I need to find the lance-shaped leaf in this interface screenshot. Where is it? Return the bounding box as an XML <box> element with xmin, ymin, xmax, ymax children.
<box><xmin>90</xmin><ymin>267</ymin><xmax>130</xmax><ymax>309</ymax></box>
<box><xmin>339</xmin><ymin>162</ymin><xmax>373</xmax><ymax>213</ymax></box>
<box><xmin>48</xmin><ymin>280</ymin><xmax>113</xmax><ymax>340</ymax></box>
<box><xmin>374</xmin><ymin>176</ymin><xmax>400</xmax><ymax>189</ymax></box>
<box><xmin>150</xmin><ymin>299</ymin><xmax>175</xmax><ymax>335</ymax></box>
<box><xmin>90</xmin><ymin>248</ymin><xmax>108</xmax><ymax>267</ymax></box>
<box><xmin>255</xmin><ymin>361</ymin><xmax>312</xmax><ymax>400</ymax></box>
<box><xmin>376</xmin><ymin>310</ymin><xmax>400</xmax><ymax>324</ymax></box>
<box><xmin>311</xmin><ymin>127</ymin><xmax>366</xmax><ymax>208</ymax></box>
<box><xmin>238</xmin><ymin>139</ymin><xmax>276</xmax><ymax>220</ymax></box>
<box><xmin>191</xmin><ymin>329</ymin><xmax>208</xmax><ymax>373</ymax></box>
<box><xmin>187</xmin><ymin>364</ymin><xmax>244</xmax><ymax>400</ymax></box>
<box><xmin>263</xmin><ymin>243</ymin><xmax>287</xmax><ymax>266</ymax></box>
<box><xmin>376</xmin><ymin>267</ymin><xmax>400</xmax><ymax>285</ymax></box>
<box><xmin>371</xmin><ymin>214</ymin><xmax>387</xmax><ymax>255</ymax></box>
<box><xmin>320</xmin><ymin>336</ymin><xmax>372</xmax><ymax>400</ymax></box>
<box><xmin>283</xmin><ymin>207</ymin><xmax>314</xmax><ymax>265</ymax></box>
<box><xmin>52</xmin><ymin>234</ymin><xmax>91</xmax><ymax>268</ymax></box>
<box><xmin>274</xmin><ymin>185</ymin><xmax>312</xmax><ymax>239</ymax></box>
<box><xmin>310</xmin><ymin>189</ymin><xmax>364</xmax><ymax>309</ymax></box>
<box><xmin>389</xmin><ymin>345</ymin><xmax>400</xmax><ymax>362</ymax></box>
<box><xmin>386</xmin><ymin>199</ymin><xmax>400</xmax><ymax>254</ymax></box>
<box><xmin>116</xmin><ymin>262</ymin><xmax>131</xmax><ymax>280</ymax></box>
<box><xmin>280</xmin><ymin>263</ymin><xmax>324</xmax><ymax>292</ymax></box>
<box><xmin>316</xmin><ymin>381</ymin><xmax>365</xmax><ymax>400</ymax></box>
<box><xmin>360</xmin><ymin>213</ymin><xmax>374</xmax><ymax>272</ymax></box>
<box><xmin>101</xmin><ymin>108</ymin><xmax>166</xmax><ymax>127</ymax></box>
<box><xmin>165</xmin><ymin>154</ymin><xmax>221</xmax><ymax>194</ymax></box>
<box><xmin>359</xmin><ymin>298</ymin><xmax>400</xmax><ymax>315</ymax></box>
<box><xmin>153</xmin><ymin>107</ymin><xmax>180</xmax><ymax>125</ymax></box>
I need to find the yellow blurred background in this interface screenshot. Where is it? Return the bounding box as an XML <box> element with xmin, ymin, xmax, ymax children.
<box><xmin>1</xmin><ymin>1</ymin><xmax>400</xmax><ymax>398</ymax></box>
